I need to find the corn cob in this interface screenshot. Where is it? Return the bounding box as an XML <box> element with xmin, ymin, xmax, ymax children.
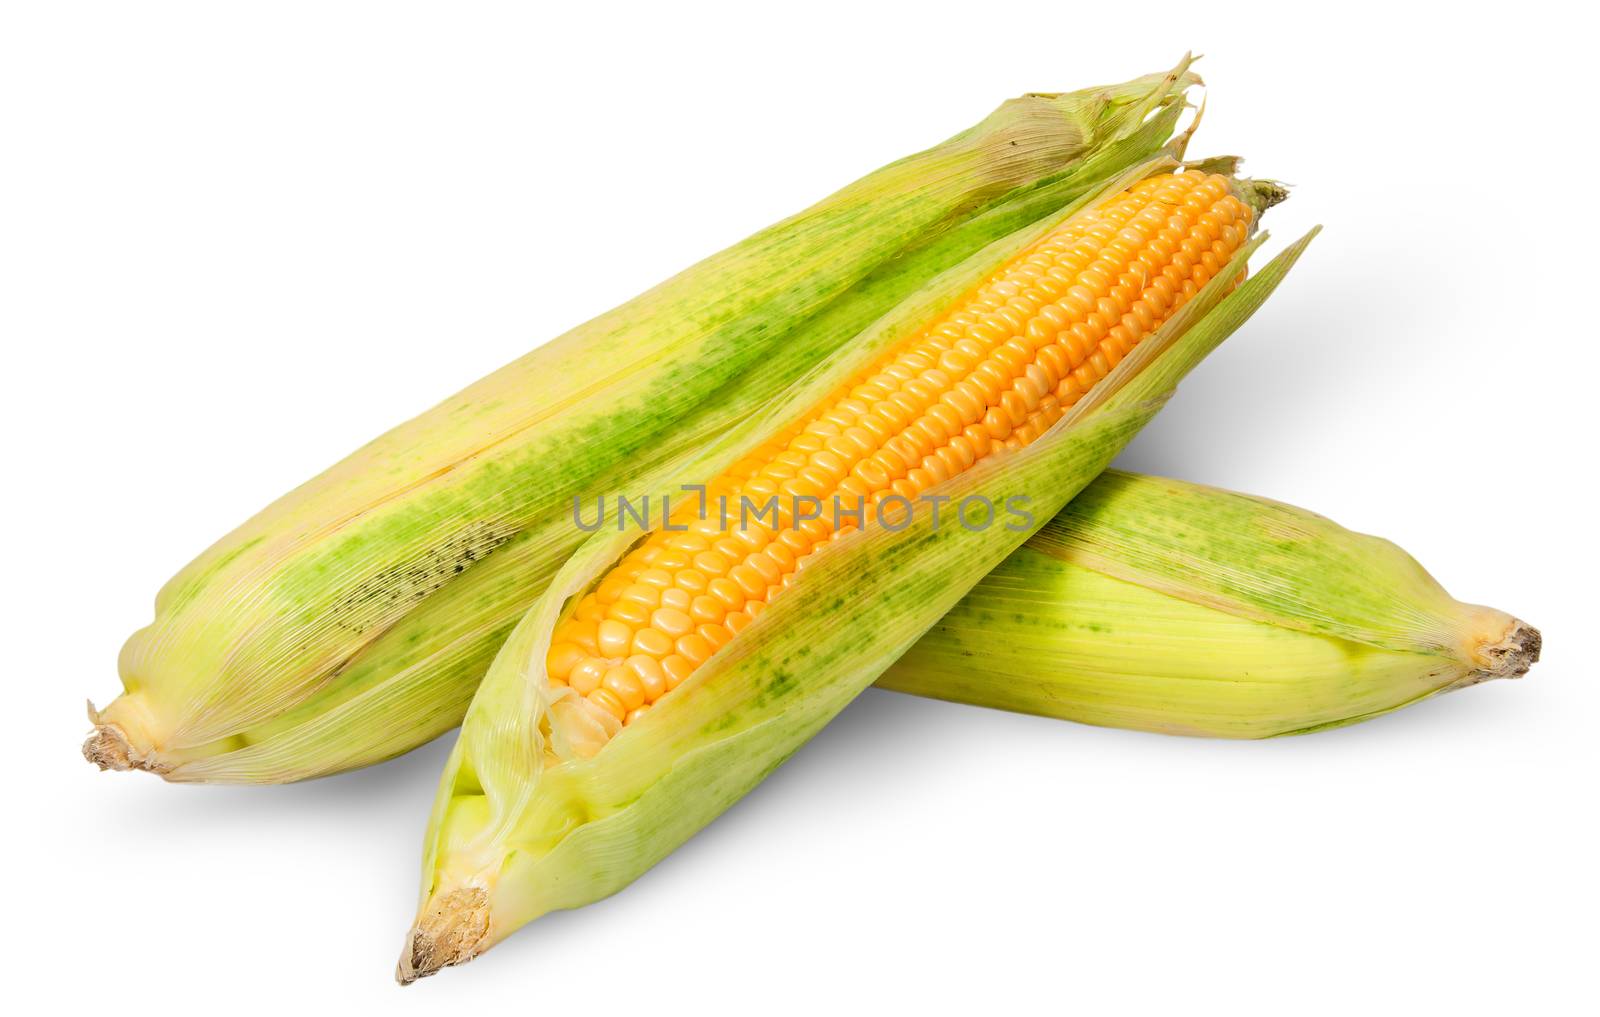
<box><xmin>400</xmin><ymin>162</ymin><xmax>1317</xmax><ymax>979</ymax></box>
<box><xmin>545</xmin><ymin>171</ymin><xmax>1258</xmax><ymax>745</ymax></box>
<box><xmin>879</xmin><ymin>470</ymin><xmax>1539</xmax><ymax>735</ymax></box>
<box><xmin>84</xmin><ymin>65</ymin><xmax>1201</xmax><ymax>783</ymax></box>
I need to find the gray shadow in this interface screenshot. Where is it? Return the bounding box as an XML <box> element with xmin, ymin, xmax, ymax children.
<box><xmin>1111</xmin><ymin>245</ymin><xmax>1409</xmax><ymax>489</ymax></box>
<box><xmin>84</xmin><ymin>729</ymin><xmax>458</xmax><ymax>830</ymax></box>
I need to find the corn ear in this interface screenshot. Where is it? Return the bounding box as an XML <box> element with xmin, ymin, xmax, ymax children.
<box><xmin>85</xmin><ymin>64</ymin><xmax>1201</xmax><ymax>783</ymax></box>
<box><xmin>398</xmin><ymin>162</ymin><xmax>1318</xmax><ymax>978</ymax></box>
<box><xmin>878</xmin><ymin>470</ymin><xmax>1539</xmax><ymax>736</ymax></box>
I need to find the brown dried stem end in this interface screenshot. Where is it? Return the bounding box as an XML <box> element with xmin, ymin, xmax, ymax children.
<box><xmin>1452</xmin><ymin>620</ymin><xmax>1542</xmax><ymax>691</ymax></box>
<box><xmin>1475</xmin><ymin>620</ymin><xmax>1542</xmax><ymax>681</ymax></box>
<box><xmin>82</xmin><ymin>724</ymin><xmax>135</xmax><ymax>771</ymax></box>
<box><xmin>396</xmin><ymin>887</ymin><xmax>490</xmax><ymax>985</ymax></box>
<box><xmin>80</xmin><ymin>701</ymin><xmax>172</xmax><ymax>775</ymax></box>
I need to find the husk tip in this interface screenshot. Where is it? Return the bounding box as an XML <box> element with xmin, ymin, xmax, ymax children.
<box><xmin>82</xmin><ymin>700</ymin><xmax>169</xmax><ymax>775</ymax></box>
<box><xmin>1479</xmin><ymin>620</ymin><xmax>1542</xmax><ymax>681</ymax></box>
<box><xmin>82</xmin><ymin>722</ymin><xmax>136</xmax><ymax>772</ymax></box>
<box><xmin>1452</xmin><ymin>619</ymin><xmax>1541</xmax><ymax>691</ymax></box>
<box><xmin>396</xmin><ymin>887</ymin><xmax>490</xmax><ymax>985</ymax></box>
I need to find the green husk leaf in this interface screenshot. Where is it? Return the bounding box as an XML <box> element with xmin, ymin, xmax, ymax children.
<box><xmin>1023</xmin><ymin>465</ymin><xmax>1516</xmax><ymax>661</ymax></box>
<box><xmin>876</xmin><ymin>470</ymin><xmax>1539</xmax><ymax>738</ymax></box>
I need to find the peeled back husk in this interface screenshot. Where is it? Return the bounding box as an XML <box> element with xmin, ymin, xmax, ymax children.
<box><xmin>399</xmin><ymin>162</ymin><xmax>1319</xmax><ymax>979</ymax></box>
<box><xmin>878</xmin><ymin>469</ymin><xmax>1539</xmax><ymax>736</ymax></box>
<box><xmin>86</xmin><ymin>63</ymin><xmax>1202</xmax><ymax>783</ymax></box>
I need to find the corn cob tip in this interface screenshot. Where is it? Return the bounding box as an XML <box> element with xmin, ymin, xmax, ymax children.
<box><xmin>1461</xmin><ymin>619</ymin><xmax>1542</xmax><ymax>686</ymax></box>
<box><xmin>396</xmin><ymin>887</ymin><xmax>489</xmax><ymax>984</ymax></box>
<box><xmin>1235</xmin><ymin>177</ymin><xmax>1289</xmax><ymax>215</ymax></box>
<box><xmin>1188</xmin><ymin>162</ymin><xmax>1284</xmax><ymax>216</ymax></box>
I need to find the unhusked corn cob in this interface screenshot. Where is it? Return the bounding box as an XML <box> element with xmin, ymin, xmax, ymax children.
<box><xmin>544</xmin><ymin>171</ymin><xmax>1253</xmax><ymax>749</ymax></box>
<box><xmin>401</xmin><ymin>160</ymin><xmax>1316</xmax><ymax>979</ymax></box>
<box><xmin>879</xmin><ymin>470</ymin><xmax>1539</xmax><ymax>735</ymax></box>
<box><xmin>83</xmin><ymin>65</ymin><xmax>1203</xmax><ymax>783</ymax></box>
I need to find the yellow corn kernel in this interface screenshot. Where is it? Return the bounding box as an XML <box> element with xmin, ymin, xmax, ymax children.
<box><xmin>548</xmin><ymin>172</ymin><xmax>1252</xmax><ymax>730</ymax></box>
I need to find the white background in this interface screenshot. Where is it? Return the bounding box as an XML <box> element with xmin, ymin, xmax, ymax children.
<box><xmin>4</xmin><ymin>2</ymin><xmax>1595</xmax><ymax>1013</ymax></box>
